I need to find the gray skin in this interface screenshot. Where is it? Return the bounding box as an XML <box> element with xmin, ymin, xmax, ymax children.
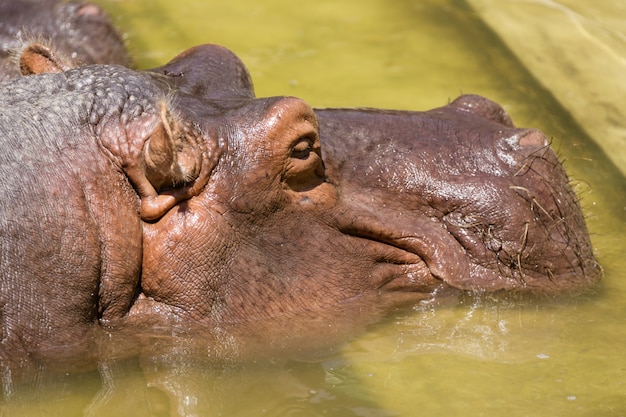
<box><xmin>0</xmin><ymin>0</ymin><xmax>131</xmax><ymax>81</ymax></box>
<box><xmin>0</xmin><ymin>45</ymin><xmax>601</xmax><ymax>362</ymax></box>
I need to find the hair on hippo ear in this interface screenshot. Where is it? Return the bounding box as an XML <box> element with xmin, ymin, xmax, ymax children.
<box><xmin>19</xmin><ymin>42</ymin><xmax>71</xmax><ymax>75</ymax></box>
<box><xmin>135</xmin><ymin>103</ymin><xmax>208</xmax><ymax>221</ymax></box>
<box><xmin>143</xmin><ymin>104</ymin><xmax>203</xmax><ymax>189</ymax></box>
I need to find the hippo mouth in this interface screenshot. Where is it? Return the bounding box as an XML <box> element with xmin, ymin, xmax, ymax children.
<box><xmin>336</xmin><ymin>193</ymin><xmax>600</xmax><ymax>296</ymax></box>
<box><xmin>337</xmin><ymin>210</ymin><xmax>474</xmax><ymax>295</ymax></box>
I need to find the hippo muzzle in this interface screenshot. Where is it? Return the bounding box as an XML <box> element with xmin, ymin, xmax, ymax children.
<box><xmin>317</xmin><ymin>94</ymin><xmax>600</xmax><ymax>296</ymax></box>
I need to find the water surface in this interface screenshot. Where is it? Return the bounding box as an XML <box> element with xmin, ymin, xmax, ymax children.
<box><xmin>2</xmin><ymin>0</ymin><xmax>624</xmax><ymax>415</ymax></box>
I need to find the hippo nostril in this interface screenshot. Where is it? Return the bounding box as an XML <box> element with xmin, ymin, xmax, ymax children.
<box><xmin>518</xmin><ymin>129</ymin><xmax>549</xmax><ymax>148</ymax></box>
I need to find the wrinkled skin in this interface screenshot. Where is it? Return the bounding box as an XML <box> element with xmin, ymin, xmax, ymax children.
<box><xmin>317</xmin><ymin>104</ymin><xmax>599</xmax><ymax>294</ymax></box>
<box><xmin>0</xmin><ymin>45</ymin><xmax>601</xmax><ymax>363</ymax></box>
<box><xmin>0</xmin><ymin>0</ymin><xmax>131</xmax><ymax>81</ymax></box>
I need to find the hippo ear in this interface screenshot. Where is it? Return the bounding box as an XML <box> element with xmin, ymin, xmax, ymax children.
<box><xmin>148</xmin><ymin>44</ymin><xmax>256</xmax><ymax>100</ymax></box>
<box><xmin>137</xmin><ymin>105</ymin><xmax>209</xmax><ymax>221</ymax></box>
<box><xmin>19</xmin><ymin>43</ymin><xmax>71</xmax><ymax>75</ymax></box>
<box><xmin>143</xmin><ymin>118</ymin><xmax>184</xmax><ymax>191</ymax></box>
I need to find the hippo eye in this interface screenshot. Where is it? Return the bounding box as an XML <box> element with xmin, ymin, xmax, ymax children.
<box><xmin>291</xmin><ymin>136</ymin><xmax>314</xmax><ymax>160</ymax></box>
<box><xmin>284</xmin><ymin>130</ymin><xmax>325</xmax><ymax>192</ymax></box>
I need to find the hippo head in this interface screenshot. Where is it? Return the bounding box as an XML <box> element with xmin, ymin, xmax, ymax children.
<box><xmin>125</xmin><ymin>45</ymin><xmax>601</xmax><ymax>326</ymax></box>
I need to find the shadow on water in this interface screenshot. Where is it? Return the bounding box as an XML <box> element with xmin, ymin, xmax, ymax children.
<box><xmin>2</xmin><ymin>0</ymin><xmax>625</xmax><ymax>416</ymax></box>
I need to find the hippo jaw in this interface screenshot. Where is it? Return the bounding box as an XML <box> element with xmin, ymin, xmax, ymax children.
<box><xmin>337</xmin><ymin>201</ymin><xmax>599</xmax><ymax>298</ymax></box>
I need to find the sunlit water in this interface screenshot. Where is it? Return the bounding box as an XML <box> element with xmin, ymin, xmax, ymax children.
<box><xmin>2</xmin><ymin>0</ymin><xmax>624</xmax><ymax>416</ymax></box>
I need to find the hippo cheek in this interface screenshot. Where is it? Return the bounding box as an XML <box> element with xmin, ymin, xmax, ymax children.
<box><xmin>140</xmin><ymin>199</ymin><xmax>234</xmax><ymax>321</ymax></box>
<box><xmin>138</xmin><ymin>188</ymin><xmax>388</xmax><ymax>322</ymax></box>
<box><xmin>138</xmin><ymin>96</ymin><xmax>338</xmax><ymax>321</ymax></box>
<box><xmin>327</xmin><ymin>203</ymin><xmax>471</xmax><ymax>297</ymax></box>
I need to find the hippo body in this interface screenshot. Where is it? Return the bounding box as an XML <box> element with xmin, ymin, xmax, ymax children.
<box><xmin>0</xmin><ymin>45</ymin><xmax>601</xmax><ymax>361</ymax></box>
<box><xmin>0</xmin><ymin>64</ymin><xmax>212</xmax><ymax>358</ymax></box>
<box><xmin>0</xmin><ymin>0</ymin><xmax>131</xmax><ymax>81</ymax></box>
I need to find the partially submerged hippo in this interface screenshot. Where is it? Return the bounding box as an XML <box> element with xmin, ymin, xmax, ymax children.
<box><xmin>0</xmin><ymin>45</ymin><xmax>600</xmax><ymax>361</ymax></box>
<box><xmin>0</xmin><ymin>0</ymin><xmax>131</xmax><ymax>81</ymax></box>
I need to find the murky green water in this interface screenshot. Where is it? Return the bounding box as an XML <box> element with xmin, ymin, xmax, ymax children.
<box><xmin>2</xmin><ymin>0</ymin><xmax>625</xmax><ymax>415</ymax></box>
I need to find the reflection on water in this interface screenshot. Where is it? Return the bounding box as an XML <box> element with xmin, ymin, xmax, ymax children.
<box><xmin>3</xmin><ymin>294</ymin><xmax>618</xmax><ymax>416</ymax></box>
<box><xmin>2</xmin><ymin>0</ymin><xmax>625</xmax><ymax>416</ymax></box>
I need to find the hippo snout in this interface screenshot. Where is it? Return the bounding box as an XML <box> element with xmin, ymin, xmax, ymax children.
<box><xmin>317</xmin><ymin>100</ymin><xmax>600</xmax><ymax>297</ymax></box>
<box><xmin>442</xmin><ymin>123</ymin><xmax>601</xmax><ymax>294</ymax></box>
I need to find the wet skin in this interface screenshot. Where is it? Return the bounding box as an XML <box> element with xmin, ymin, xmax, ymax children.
<box><xmin>0</xmin><ymin>45</ymin><xmax>601</xmax><ymax>362</ymax></box>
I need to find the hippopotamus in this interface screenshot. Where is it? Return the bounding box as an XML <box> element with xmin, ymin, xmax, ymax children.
<box><xmin>0</xmin><ymin>44</ymin><xmax>600</xmax><ymax>361</ymax></box>
<box><xmin>0</xmin><ymin>0</ymin><xmax>131</xmax><ymax>81</ymax></box>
